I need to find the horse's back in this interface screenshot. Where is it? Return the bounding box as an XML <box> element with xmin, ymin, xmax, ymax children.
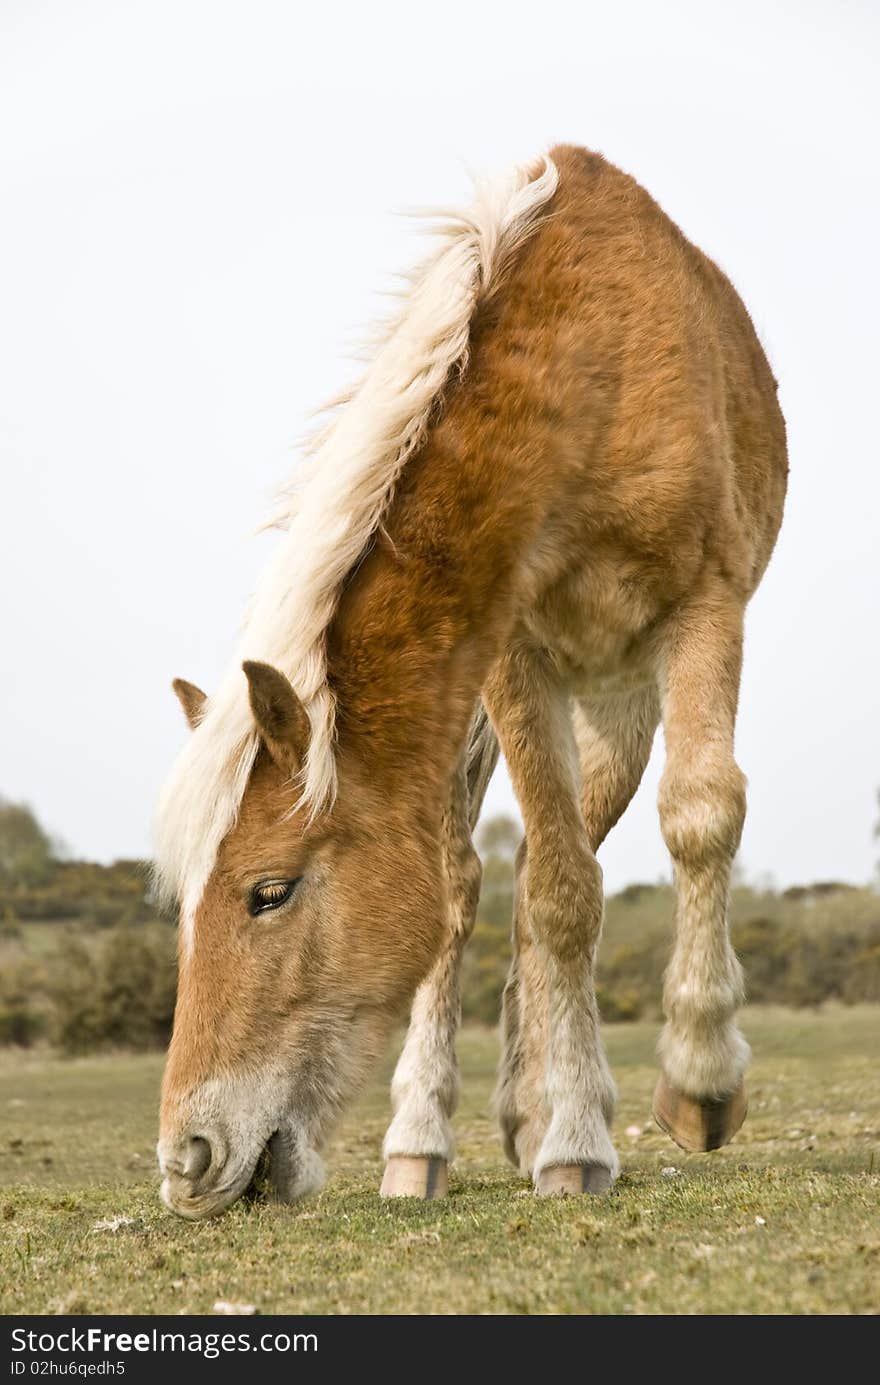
<box><xmin>471</xmin><ymin>144</ymin><xmax>787</xmax><ymax>621</ymax></box>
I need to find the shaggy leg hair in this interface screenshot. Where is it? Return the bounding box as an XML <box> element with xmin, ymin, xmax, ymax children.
<box><xmin>656</xmin><ymin>589</ymin><xmax>750</xmax><ymax>1099</ymax></box>
<box><xmin>486</xmin><ymin>644</ymin><xmax>619</xmax><ymax>1186</ymax></box>
<box><xmin>382</xmin><ymin>706</ymin><xmax>496</xmax><ymax>1164</ymax></box>
<box><xmin>496</xmin><ymin>684</ymin><xmax>659</xmax><ymax>1174</ymax></box>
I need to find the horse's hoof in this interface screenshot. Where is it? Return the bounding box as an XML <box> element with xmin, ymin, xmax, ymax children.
<box><xmin>380</xmin><ymin>1155</ymin><xmax>448</xmax><ymax>1199</ymax></box>
<box><xmin>535</xmin><ymin>1163</ymin><xmax>614</xmax><ymax>1196</ymax></box>
<box><xmin>653</xmin><ymin>1074</ymin><xmax>747</xmax><ymax>1152</ymax></box>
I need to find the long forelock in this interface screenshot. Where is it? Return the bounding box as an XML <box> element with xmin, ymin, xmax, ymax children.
<box><xmin>153</xmin><ymin>151</ymin><xmax>559</xmax><ymax>920</ymax></box>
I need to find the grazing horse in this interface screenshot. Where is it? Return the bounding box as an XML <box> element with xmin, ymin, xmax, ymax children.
<box><xmin>155</xmin><ymin>144</ymin><xmax>786</xmax><ymax>1218</ymax></box>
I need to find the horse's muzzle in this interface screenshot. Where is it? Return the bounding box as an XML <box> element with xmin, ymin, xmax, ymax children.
<box><xmin>158</xmin><ymin>1125</ymin><xmax>252</xmax><ymax>1220</ymax></box>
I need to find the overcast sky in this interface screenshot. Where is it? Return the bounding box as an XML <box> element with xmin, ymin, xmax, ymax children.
<box><xmin>1</xmin><ymin>0</ymin><xmax>878</xmax><ymax>891</ymax></box>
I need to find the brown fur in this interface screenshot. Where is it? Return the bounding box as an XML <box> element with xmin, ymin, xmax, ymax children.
<box><xmin>159</xmin><ymin>145</ymin><xmax>786</xmax><ymax>1216</ymax></box>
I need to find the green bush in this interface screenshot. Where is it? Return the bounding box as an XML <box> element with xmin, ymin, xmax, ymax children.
<box><xmin>461</xmin><ymin>919</ymin><xmax>510</xmax><ymax>1025</ymax></box>
<box><xmin>0</xmin><ymin>955</ymin><xmax>46</xmax><ymax>1046</ymax></box>
<box><xmin>0</xmin><ymin>905</ymin><xmax>22</xmax><ymax>941</ymax></box>
<box><xmin>48</xmin><ymin>925</ymin><xmax>177</xmax><ymax>1054</ymax></box>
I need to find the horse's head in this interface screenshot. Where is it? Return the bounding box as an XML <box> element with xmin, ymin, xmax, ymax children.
<box><xmin>157</xmin><ymin>661</ymin><xmax>443</xmax><ymax>1219</ymax></box>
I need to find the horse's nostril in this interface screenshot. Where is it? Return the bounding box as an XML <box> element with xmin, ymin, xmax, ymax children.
<box><xmin>183</xmin><ymin>1135</ymin><xmax>212</xmax><ymax>1181</ymax></box>
<box><xmin>159</xmin><ymin>1127</ymin><xmax>228</xmax><ymax>1188</ymax></box>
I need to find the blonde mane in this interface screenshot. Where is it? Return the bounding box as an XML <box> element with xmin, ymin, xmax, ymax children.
<box><xmin>153</xmin><ymin>152</ymin><xmax>559</xmax><ymax>923</ymax></box>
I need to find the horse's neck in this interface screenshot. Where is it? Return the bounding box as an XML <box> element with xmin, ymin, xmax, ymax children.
<box><xmin>327</xmin><ymin>408</ymin><xmax>548</xmax><ymax>808</ymax></box>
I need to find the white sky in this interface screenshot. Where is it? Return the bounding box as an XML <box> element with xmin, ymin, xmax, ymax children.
<box><xmin>1</xmin><ymin>0</ymin><xmax>878</xmax><ymax>891</ymax></box>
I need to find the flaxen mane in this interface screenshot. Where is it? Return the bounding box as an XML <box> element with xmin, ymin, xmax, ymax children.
<box><xmin>153</xmin><ymin>152</ymin><xmax>559</xmax><ymax>923</ymax></box>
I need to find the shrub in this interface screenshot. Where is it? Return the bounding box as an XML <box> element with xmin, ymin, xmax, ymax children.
<box><xmin>49</xmin><ymin>925</ymin><xmax>177</xmax><ymax>1054</ymax></box>
<box><xmin>0</xmin><ymin>905</ymin><xmax>22</xmax><ymax>941</ymax></box>
<box><xmin>0</xmin><ymin>956</ymin><xmax>45</xmax><ymax>1046</ymax></box>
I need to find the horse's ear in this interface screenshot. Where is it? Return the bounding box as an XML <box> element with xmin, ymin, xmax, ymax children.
<box><xmin>172</xmin><ymin>678</ymin><xmax>208</xmax><ymax>730</ymax></box>
<box><xmin>242</xmin><ymin>661</ymin><xmax>309</xmax><ymax>772</ymax></box>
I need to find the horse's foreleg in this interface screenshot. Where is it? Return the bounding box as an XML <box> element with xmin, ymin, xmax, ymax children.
<box><xmin>380</xmin><ymin>755</ymin><xmax>481</xmax><ymax>1197</ymax></box>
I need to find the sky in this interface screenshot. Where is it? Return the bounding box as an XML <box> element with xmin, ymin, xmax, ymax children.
<box><xmin>1</xmin><ymin>0</ymin><xmax>878</xmax><ymax>892</ymax></box>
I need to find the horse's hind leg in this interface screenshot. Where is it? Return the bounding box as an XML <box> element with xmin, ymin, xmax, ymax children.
<box><xmin>653</xmin><ymin>587</ymin><xmax>750</xmax><ymax>1151</ymax></box>
<box><xmin>496</xmin><ymin>684</ymin><xmax>658</xmax><ymax>1175</ymax></box>
<box><xmin>380</xmin><ymin>747</ymin><xmax>483</xmax><ymax>1197</ymax></box>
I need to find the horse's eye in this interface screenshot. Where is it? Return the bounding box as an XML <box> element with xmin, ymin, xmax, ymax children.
<box><xmin>249</xmin><ymin>879</ymin><xmax>299</xmax><ymax>916</ymax></box>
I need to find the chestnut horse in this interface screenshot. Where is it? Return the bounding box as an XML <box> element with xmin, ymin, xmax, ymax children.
<box><xmin>155</xmin><ymin>144</ymin><xmax>786</xmax><ymax>1218</ymax></box>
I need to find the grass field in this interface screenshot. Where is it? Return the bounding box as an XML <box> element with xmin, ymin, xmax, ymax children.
<box><xmin>1</xmin><ymin>1007</ymin><xmax>878</xmax><ymax>1315</ymax></box>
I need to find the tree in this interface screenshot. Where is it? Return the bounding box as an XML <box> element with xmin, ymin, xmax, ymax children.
<box><xmin>477</xmin><ymin>814</ymin><xmax>521</xmax><ymax>860</ymax></box>
<box><xmin>0</xmin><ymin>798</ymin><xmax>57</xmax><ymax>885</ymax></box>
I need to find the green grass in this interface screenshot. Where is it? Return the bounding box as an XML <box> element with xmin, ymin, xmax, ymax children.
<box><xmin>1</xmin><ymin>1007</ymin><xmax>878</xmax><ymax>1315</ymax></box>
